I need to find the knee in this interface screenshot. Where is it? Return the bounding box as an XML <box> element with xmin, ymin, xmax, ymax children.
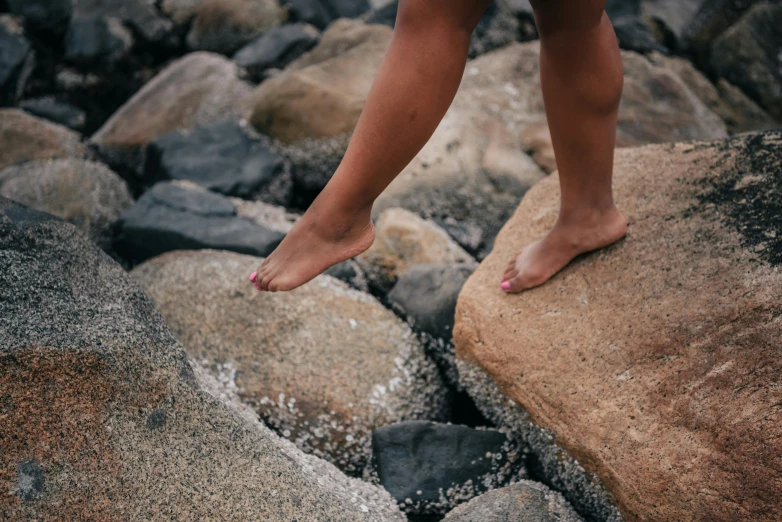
<box><xmin>396</xmin><ymin>0</ymin><xmax>491</xmax><ymax>35</ymax></box>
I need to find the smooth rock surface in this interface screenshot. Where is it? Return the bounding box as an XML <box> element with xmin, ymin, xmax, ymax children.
<box><xmin>442</xmin><ymin>480</ymin><xmax>582</xmax><ymax>522</ymax></box>
<box><xmin>186</xmin><ymin>0</ymin><xmax>286</xmax><ymax>55</ymax></box>
<box><xmin>0</xmin><ymin>16</ymin><xmax>34</xmax><ymax>106</ymax></box>
<box><xmin>73</xmin><ymin>0</ymin><xmax>174</xmax><ymax>44</ymax></box>
<box><xmin>357</xmin><ymin>208</ymin><xmax>476</xmax><ymax>295</ymax></box>
<box><xmin>65</xmin><ymin>16</ymin><xmax>134</xmax><ymax>66</ymax></box>
<box><xmin>0</xmin><ymin>159</ymin><xmax>132</xmax><ymax>251</ymax></box>
<box><xmin>233</xmin><ymin>23</ymin><xmax>319</xmax><ymax>82</ymax></box>
<box><xmin>0</xmin><ymin>197</ymin><xmax>405</xmax><ymax>521</ymax></box>
<box><xmin>372</xmin><ymin>421</ymin><xmax>520</xmax><ymax>515</ymax></box>
<box><xmin>145</xmin><ymin>120</ymin><xmax>289</xmax><ymax>201</ymax></box>
<box><xmin>248</xmin><ymin>19</ymin><xmax>392</xmax><ymax>142</ymax></box>
<box><xmin>454</xmin><ymin>131</ymin><xmax>782</xmax><ymax>521</ymax></box>
<box><xmin>19</xmin><ymin>97</ymin><xmax>87</xmax><ymax>131</ymax></box>
<box><xmin>711</xmin><ymin>3</ymin><xmax>782</xmax><ymax>121</ymax></box>
<box><xmin>91</xmin><ymin>52</ymin><xmax>252</xmax><ymax>175</ymax></box>
<box><xmin>132</xmin><ymin>249</ymin><xmax>449</xmax><ymax>474</ymax></box>
<box><xmin>0</xmin><ymin>109</ymin><xmax>86</xmax><ymax>171</ymax></box>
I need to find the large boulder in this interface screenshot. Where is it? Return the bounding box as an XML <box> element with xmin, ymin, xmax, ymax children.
<box><xmin>0</xmin><ymin>15</ymin><xmax>34</xmax><ymax>106</ymax></box>
<box><xmin>0</xmin><ymin>197</ymin><xmax>405</xmax><ymax>521</ymax></box>
<box><xmin>145</xmin><ymin>120</ymin><xmax>290</xmax><ymax>203</ymax></box>
<box><xmin>233</xmin><ymin>23</ymin><xmax>320</xmax><ymax>82</ymax></box>
<box><xmin>0</xmin><ymin>159</ymin><xmax>132</xmax><ymax>251</ymax></box>
<box><xmin>248</xmin><ymin>19</ymin><xmax>392</xmax><ymax>142</ymax></box>
<box><xmin>185</xmin><ymin>0</ymin><xmax>286</xmax><ymax>55</ymax></box>
<box><xmin>357</xmin><ymin>207</ymin><xmax>476</xmax><ymax>295</ymax></box>
<box><xmin>372</xmin><ymin>420</ymin><xmax>521</xmax><ymax>515</ymax></box>
<box><xmin>90</xmin><ymin>52</ymin><xmax>252</xmax><ymax>176</ymax></box>
<box><xmin>114</xmin><ymin>181</ymin><xmax>291</xmax><ymax>264</ymax></box>
<box><xmin>442</xmin><ymin>481</ymin><xmax>582</xmax><ymax>522</ymax></box>
<box><xmin>131</xmin><ymin>249</ymin><xmax>449</xmax><ymax>474</ymax></box>
<box><xmin>711</xmin><ymin>3</ymin><xmax>782</xmax><ymax>122</ymax></box>
<box><xmin>0</xmin><ymin>109</ymin><xmax>86</xmax><ymax>171</ymax></box>
<box><xmin>454</xmin><ymin>131</ymin><xmax>782</xmax><ymax>522</ymax></box>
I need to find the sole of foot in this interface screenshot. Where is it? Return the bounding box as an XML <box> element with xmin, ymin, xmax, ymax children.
<box><xmin>501</xmin><ymin>208</ymin><xmax>627</xmax><ymax>294</ymax></box>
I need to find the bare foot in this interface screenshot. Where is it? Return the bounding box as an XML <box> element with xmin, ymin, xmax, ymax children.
<box><xmin>249</xmin><ymin>195</ymin><xmax>375</xmax><ymax>292</ymax></box>
<box><xmin>500</xmin><ymin>207</ymin><xmax>627</xmax><ymax>294</ymax></box>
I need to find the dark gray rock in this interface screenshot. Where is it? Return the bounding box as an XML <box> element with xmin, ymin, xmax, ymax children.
<box><xmin>73</xmin><ymin>0</ymin><xmax>175</xmax><ymax>45</ymax></box>
<box><xmin>0</xmin><ymin>15</ymin><xmax>34</xmax><ymax>106</ymax></box>
<box><xmin>325</xmin><ymin>258</ymin><xmax>369</xmax><ymax>292</ymax></box>
<box><xmin>19</xmin><ymin>97</ymin><xmax>86</xmax><ymax>131</ymax></box>
<box><xmin>434</xmin><ymin>218</ymin><xmax>485</xmax><ymax>258</ymax></box>
<box><xmin>372</xmin><ymin>421</ymin><xmax>521</xmax><ymax>515</ymax></box>
<box><xmin>442</xmin><ymin>481</ymin><xmax>583</xmax><ymax>522</ymax></box>
<box><xmin>679</xmin><ymin>0</ymin><xmax>761</xmax><ymax>66</ymax></box>
<box><xmin>641</xmin><ymin>0</ymin><xmax>704</xmax><ymax>49</ymax></box>
<box><xmin>284</xmin><ymin>0</ymin><xmax>371</xmax><ymax>30</ymax></box>
<box><xmin>114</xmin><ymin>181</ymin><xmax>285</xmax><ymax>264</ymax></box>
<box><xmin>469</xmin><ymin>2</ymin><xmax>522</xmax><ymax>58</ymax></box>
<box><xmin>0</xmin><ymin>196</ymin><xmax>406</xmax><ymax>521</ymax></box>
<box><xmin>711</xmin><ymin>3</ymin><xmax>782</xmax><ymax>121</ymax></box>
<box><xmin>606</xmin><ymin>0</ymin><xmax>641</xmax><ymax>20</ymax></box>
<box><xmin>613</xmin><ymin>16</ymin><xmax>667</xmax><ymax>53</ymax></box>
<box><xmin>145</xmin><ymin>120</ymin><xmax>291</xmax><ymax>203</ymax></box>
<box><xmin>234</xmin><ymin>23</ymin><xmax>319</xmax><ymax>82</ymax></box>
<box><xmin>7</xmin><ymin>0</ymin><xmax>72</xmax><ymax>33</ymax></box>
<box><xmin>65</xmin><ymin>16</ymin><xmax>134</xmax><ymax>67</ymax></box>
<box><xmin>388</xmin><ymin>264</ymin><xmax>474</xmax><ymax>387</ymax></box>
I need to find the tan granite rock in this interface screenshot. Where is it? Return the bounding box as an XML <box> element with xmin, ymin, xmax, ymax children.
<box><xmin>454</xmin><ymin>131</ymin><xmax>782</xmax><ymax>521</ymax></box>
<box><xmin>132</xmin><ymin>249</ymin><xmax>449</xmax><ymax>475</ymax></box>
<box><xmin>0</xmin><ymin>109</ymin><xmax>86</xmax><ymax>171</ymax></box>
<box><xmin>185</xmin><ymin>0</ymin><xmax>286</xmax><ymax>55</ymax></box>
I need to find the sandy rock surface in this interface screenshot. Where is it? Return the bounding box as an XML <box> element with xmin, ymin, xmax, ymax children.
<box><xmin>0</xmin><ymin>109</ymin><xmax>86</xmax><ymax>171</ymax></box>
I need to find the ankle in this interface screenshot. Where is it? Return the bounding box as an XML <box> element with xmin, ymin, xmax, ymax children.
<box><xmin>557</xmin><ymin>203</ymin><xmax>621</xmax><ymax>228</ymax></box>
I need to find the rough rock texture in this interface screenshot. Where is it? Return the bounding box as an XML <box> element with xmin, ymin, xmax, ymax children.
<box><xmin>114</xmin><ymin>181</ymin><xmax>289</xmax><ymax>264</ymax></box>
<box><xmin>19</xmin><ymin>97</ymin><xmax>87</xmax><ymax>132</ymax></box>
<box><xmin>7</xmin><ymin>0</ymin><xmax>73</xmax><ymax>33</ymax></box>
<box><xmin>711</xmin><ymin>3</ymin><xmax>782</xmax><ymax>121</ymax></box>
<box><xmin>233</xmin><ymin>23</ymin><xmax>320</xmax><ymax>82</ymax></box>
<box><xmin>186</xmin><ymin>0</ymin><xmax>286</xmax><ymax>55</ymax></box>
<box><xmin>132</xmin><ymin>249</ymin><xmax>449</xmax><ymax>475</ymax></box>
<box><xmin>442</xmin><ymin>480</ymin><xmax>583</xmax><ymax>522</ymax></box>
<box><xmin>372</xmin><ymin>420</ymin><xmax>521</xmax><ymax>515</ymax></box>
<box><xmin>73</xmin><ymin>0</ymin><xmax>174</xmax><ymax>45</ymax></box>
<box><xmin>388</xmin><ymin>263</ymin><xmax>475</xmax><ymax>388</ymax></box>
<box><xmin>641</xmin><ymin>0</ymin><xmax>703</xmax><ymax>48</ymax></box>
<box><xmin>454</xmin><ymin>131</ymin><xmax>782</xmax><ymax>522</ymax></box>
<box><xmin>64</xmin><ymin>16</ymin><xmax>134</xmax><ymax>67</ymax></box>
<box><xmin>0</xmin><ymin>16</ymin><xmax>34</xmax><ymax>106</ymax></box>
<box><xmin>648</xmin><ymin>52</ymin><xmax>778</xmax><ymax>134</ymax></box>
<box><xmin>0</xmin><ymin>197</ymin><xmax>405</xmax><ymax>521</ymax></box>
<box><xmin>90</xmin><ymin>52</ymin><xmax>252</xmax><ymax>176</ymax></box>
<box><xmin>373</xmin><ymin>41</ymin><xmax>725</xmax><ymax>246</ymax></box>
<box><xmin>357</xmin><ymin>208</ymin><xmax>476</xmax><ymax>295</ymax></box>
<box><xmin>0</xmin><ymin>159</ymin><xmax>132</xmax><ymax>251</ymax></box>
<box><xmin>679</xmin><ymin>0</ymin><xmax>760</xmax><ymax>65</ymax></box>
<box><xmin>0</xmin><ymin>109</ymin><xmax>86</xmax><ymax>171</ymax></box>
<box><xmin>248</xmin><ymin>19</ymin><xmax>392</xmax><ymax>142</ymax></box>
<box><xmin>145</xmin><ymin>120</ymin><xmax>290</xmax><ymax>202</ymax></box>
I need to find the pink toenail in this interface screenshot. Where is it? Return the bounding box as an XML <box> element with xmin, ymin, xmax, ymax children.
<box><xmin>501</xmin><ymin>281</ymin><xmax>511</xmax><ymax>291</ymax></box>
<box><xmin>249</xmin><ymin>271</ymin><xmax>257</xmax><ymax>282</ymax></box>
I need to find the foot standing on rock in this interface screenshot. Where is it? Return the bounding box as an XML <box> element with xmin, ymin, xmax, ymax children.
<box><xmin>251</xmin><ymin>0</ymin><xmax>627</xmax><ymax>293</ymax></box>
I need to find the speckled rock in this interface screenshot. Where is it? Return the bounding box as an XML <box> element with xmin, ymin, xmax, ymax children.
<box><xmin>0</xmin><ymin>197</ymin><xmax>405</xmax><ymax>521</ymax></box>
<box><xmin>185</xmin><ymin>0</ymin><xmax>286</xmax><ymax>55</ymax></box>
<box><xmin>357</xmin><ymin>208</ymin><xmax>476</xmax><ymax>295</ymax></box>
<box><xmin>454</xmin><ymin>131</ymin><xmax>782</xmax><ymax>521</ymax></box>
<box><xmin>372</xmin><ymin>420</ymin><xmax>521</xmax><ymax>515</ymax></box>
<box><xmin>0</xmin><ymin>159</ymin><xmax>132</xmax><ymax>251</ymax></box>
<box><xmin>711</xmin><ymin>3</ymin><xmax>782</xmax><ymax>121</ymax></box>
<box><xmin>114</xmin><ymin>181</ymin><xmax>291</xmax><ymax>264</ymax></box>
<box><xmin>442</xmin><ymin>480</ymin><xmax>583</xmax><ymax>522</ymax></box>
<box><xmin>648</xmin><ymin>52</ymin><xmax>778</xmax><ymax>134</ymax></box>
<box><xmin>0</xmin><ymin>109</ymin><xmax>86</xmax><ymax>171</ymax></box>
<box><xmin>90</xmin><ymin>52</ymin><xmax>252</xmax><ymax>175</ymax></box>
<box><xmin>131</xmin><ymin>249</ymin><xmax>450</xmax><ymax>475</ymax></box>
<box><xmin>248</xmin><ymin>19</ymin><xmax>392</xmax><ymax>143</ymax></box>
<box><xmin>0</xmin><ymin>16</ymin><xmax>34</xmax><ymax>106</ymax></box>
<box><xmin>388</xmin><ymin>263</ymin><xmax>475</xmax><ymax>387</ymax></box>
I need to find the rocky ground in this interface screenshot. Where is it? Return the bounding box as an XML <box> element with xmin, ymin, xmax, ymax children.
<box><xmin>1</xmin><ymin>0</ymin><xmax>780</xmax><ymax>521</ymax></box>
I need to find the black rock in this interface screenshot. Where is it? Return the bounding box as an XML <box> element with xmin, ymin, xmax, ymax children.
<box><xmin>114</xmin><ymin>182</ymin><xmax>285</xmax><ymax>264</ymax></box>
<box><xmin>372</xmin><ymin>421</ymin><xmax>520</xmax><ymax>515</ymax></box>
<box><xmin>325</xmin><ymin>259</ymin><xmax>369</xmax><ymax>292</ymax></box>
<box><xmin>73</xmin><ymin>0</ymin><xmax>175</xmax><ymax>45</ymax></box>
<box><xmin>0</xmin><ymin>15</ymin><xmax>34</xmax><ymax>106</ymax></box>
<box><xmin>325</xmin><ymin>0</ymin><xmax>371</xmax><ymax>19</ymax></box>
<box><xmin>19</xmin><ymin>97</ymin><xmax>86</xmax><ymax>131</ymax></box>
<box><xmin>606</xmin><ymin>0</ymin><xmax>641</xmax><ymax>20</ymax></box>
<box><xmin>283</xmin><ymin>0</ymin><xmax>370</xmax><ymax>30</ymax></box>
<box><xmin>234</xmin><ymin>23</ymin><xmax>319</xmax><ymax>82</ymax></box>
<box><xmin>145</xmin><ymin>120</ymin><xmax>290</xmax><ymax>202</ymax></box>
<box><xmin>7</xmin><ymin>0</ymin><xmax>72</xmax><ymax>33</ymax></box>
<box><xmin>65</xmin><ymin>16</ymin><xmax>133</xmax><ymax>67</ymax></box>
<box><xmin>613</xmin><ymin>16</ymin><xmax>667</xmax><ymax>53</ymax></box>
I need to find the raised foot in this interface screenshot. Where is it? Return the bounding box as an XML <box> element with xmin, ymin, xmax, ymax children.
<box><xmin>250</xmin><ymin>209</ymin><xmax>375</xmax><ymax>293</ymax></box>
<box><xmin>501</xmin><ymin>208</ymin><xmax>627</xmax><ymax>294</ymax></box>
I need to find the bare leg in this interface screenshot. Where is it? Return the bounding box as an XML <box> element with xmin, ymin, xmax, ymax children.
<box><xmin>501</xmin><ymin>0</ymin><xmax>627</xmax><ymax>293</ymax></box>
<box><xmin>252</xmin><ymin>0</ymin><xmax>491</xmax><ymax>292</ymax></box>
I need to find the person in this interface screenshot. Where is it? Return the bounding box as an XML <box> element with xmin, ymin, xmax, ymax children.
<box><xmin>250</xmin><ymin>0</ymin><xmax>627</xmax><ymax>294</ymax></box>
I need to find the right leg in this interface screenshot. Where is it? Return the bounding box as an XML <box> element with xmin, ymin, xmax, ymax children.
<box><xmin>253</xmin><ymin>0</ymin><xmax>491</xmax><ymax>292</ymax></box>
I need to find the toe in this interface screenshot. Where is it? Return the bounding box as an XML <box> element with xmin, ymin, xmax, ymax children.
<box><xmin>259</xmin><ymin>273</ymin><xmax>275</xmax><ymax>291</ymax></box>
<box><xmin>502</xmin><ymin>267</ymin><xmax>519</xmax><ymax>282</ymax></box>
